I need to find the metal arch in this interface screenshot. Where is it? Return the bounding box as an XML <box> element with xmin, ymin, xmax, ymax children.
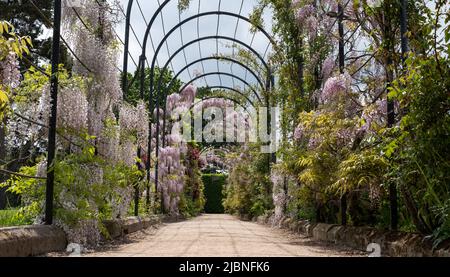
<box><xmin>153</xmin><ymin>36</ymin><xmax>272</xmax><ymax>123</ymax></box>
<box><xmin>152</xmin><ymin>35</ymin><xmax>271</xmax><ymax>155</ymax></box>
<box><xmin>196</xmin><ymin>86</ymin><xmax>255</xmax><ymax>109</ymax></box>
<box><xmin>178</xmin><ymin>72</ymin><xmax>261</xmax><ymax>104</ymax></box>
<box><xmin>152</xmin><ymin>37</ymin><xmax>273</xmax><ymax>196</ymax></box>
<box><xmin>161</xmin><ymin>85</ymin><xmax>256</xmax><ymax>147</ymax></box>
<box><xmin>166</xmin><ymin>56</ymin><xmax>265</xmax><ymax>100</ymax></box>
<box><xmin>130</xmin><ymin>4</ymin><xmax>278</xmax><ymax>205</ymax></box>
<box><xmin>139</xmin><ymin>3</ymin><xmax>277</xmax><ymax>59</ymax></box>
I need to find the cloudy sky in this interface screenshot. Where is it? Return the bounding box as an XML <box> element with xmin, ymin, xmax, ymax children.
<box><xmin>115</xmin><ymin>0</ymin><xmax>274</xmax><ymax>94</ymax></box>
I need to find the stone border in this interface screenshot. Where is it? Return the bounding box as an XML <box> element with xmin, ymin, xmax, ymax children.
<box><xmin>254</xmin><ymin>215</ymin><xmax>450</xmax><ymax>257</ymax></box>
<box><xmin>103</xmin><ymin>215</ymin><xmax>162</xmax><ymax>239</ymax></box>
<box><xmin>0</xmin><ymin>225</ymin><xmax>66</xmax><ymax>257</ymax></box>
<box><xmin>0</xmin><ymin>215</ymin><xmax>162</xmax><ymax>257</ymax></box>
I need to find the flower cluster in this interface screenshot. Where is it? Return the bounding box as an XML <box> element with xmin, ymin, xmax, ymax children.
<box><xmin>321</xmin><ymin>73</ymin><xmax>351</xmax><ymax>103</ymax></box>
<box><xmin>0</xmin><ymin>52</ymin><xmax>21</xmax><ymax>89</ymax></box>
<box><xmin>158</xmin><ymin>85</ymin><xmax>198</xmax><ymax>214</ymax></box>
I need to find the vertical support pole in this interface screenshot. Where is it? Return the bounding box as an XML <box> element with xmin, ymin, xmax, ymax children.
<box><xmin>338</xmin><ymin>3</ymin><xmax>347</xmax><ymax>227</ymax></box>
<box><xmin>122</xmin><ymin>0</ymin><xmax>133</xmax><ymax>93</ymax></box>
<box><xmin>384</xmin><ymin>1</ymin><xmax>398</xmax><ymax>231</ymax></box>
<box><xmin>265</xmin><ymin>72</ymin><xmax>272</xmax><ymax>174</ymax></box>
<box><xmin>400</xmin><ymin>0</ymin><xmax>409</xmax><ymax>65</ymax></box>
<box><xmin>141</xmin><ymin>55</ymin><xmax>152</xmax><ymax>210</ymax></box>
<box><xmin>45</xmin><ymin>0</ymin><xmax>62</xmax><ymax>225</ymax></box>
<box><xmin>152</xmin><ymin>71</ymin><xmax>164</xmax><ymax>214</ymax></box>
<box><xmin>270</xmin><ymin>74</ymin><xmax>276</xmax><ymax>165</ymax></box>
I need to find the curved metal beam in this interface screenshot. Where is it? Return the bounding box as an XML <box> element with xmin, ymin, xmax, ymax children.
<box><xmin>153</xmin><ymin>36</ymin><xmax>271</xmax><ymax>129</ymax></box>
<box><xmin>141</xmin><ymin>6</ymin><xmax>277</xmax><ymax>58</ymax></box>
<box><xmin>178</xmin><ymin>72</ymin><xmax>261</xmax><ymax>104</ymax></box>
<box><xmin>166</xmin><ymin>56</ymin><xmax>265</xmax><ymax>100</ymax></box>
<box><xmin>197</xmin><ymin>86</ymin><xmax>255</xmax><ymax>108</ymax></box>
<box><xmin>153</xmin><ymin>36</ymin><xmax>270</xmax><ymax>96</ymax></box>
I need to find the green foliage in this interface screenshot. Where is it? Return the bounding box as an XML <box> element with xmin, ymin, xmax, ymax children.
<box><xmin>387</xmin><ymin>47</ymin><xmax>450</xmax><ymax>245</ymax></box>
<box><xmin>0</xmin><ymin>21</ymin><xmax>33</xmax><ymax>120</ymax></box>
<box><xmin>122</xmin><ymin>67</ymin><xmax>182</xmax><ymax>106</ymax></box>
<box><xmin>330</xmin><ymin>150</ymin><xmax>388</xmax><ymax>195</ymax></box>
<box><xmin>202</xmin><ymin>174</ymin><xmax>226</xmax><ymax>214</ymax></box>
<box><xmin>179</xmin><ymin>142</ymin><xmax>205</xmax><ymax>217</ymax></box>
<box><xmin>223</xmin><ymin>145</ymin><xmax>273</xmax><ymax>217</ymax></box>
<box><xmin>0</xmin><ymin>143</ymin><xmax>144</xmax><ymax>231</ymax></box>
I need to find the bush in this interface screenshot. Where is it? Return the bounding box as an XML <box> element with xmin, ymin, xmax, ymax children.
<box><xmin>202</xmin><ymin>174</ymin><xmax>226</xmax><ymax>214</ymax></box>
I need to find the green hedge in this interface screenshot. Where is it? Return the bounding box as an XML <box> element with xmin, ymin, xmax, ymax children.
<box><xmin>202</xmin><ymin>174</ymin><xmax>226</xmax><ymax>214</ymax></box>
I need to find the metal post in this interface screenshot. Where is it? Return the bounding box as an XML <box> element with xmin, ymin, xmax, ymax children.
<box><xmin>384</xmin><ymin>1</ymin><xmax>398</xmax><ymax>231</ymax></box>
<box><xmin>265</xmin><ymin>73</ymin><xmax>272</xmax><ymax>173</ymax></box>
<box><xmin>122</xmin><ymin>0</ymin><xmax>133</xmax><ymax>92</ymax></box>
<box><xmin>45</xmin><ymin>0</ymin><xmax>62</xmax><ymax>225</ymax></box>
<box><xmin>338</xmin><ymin>3</ymin><xmax>347</xmax><ymax>226</ymax></box>
<box><xmin>140</xmin><ymin>55</ymin><xmax>152</xmax><ymax>210</ymax></box>
<box><xmin>400</xmin><ymin>0</ymin><xmax>409</xmax><ymax>65</ymax></box>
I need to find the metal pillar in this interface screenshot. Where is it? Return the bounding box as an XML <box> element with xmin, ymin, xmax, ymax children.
<box><xmin>338</xmin><ymin>3</ymin><xmax>348</xmax><ymax>227</ymax></box>
<box><xmin>45</xmin><ymin>0</ymin><xmax>62</xmax><ymax>225</ymax></box>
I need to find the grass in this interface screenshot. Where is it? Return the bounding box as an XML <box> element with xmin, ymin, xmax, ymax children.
<box><xmin>0</xmin><ymin>209</ymin><xmax>30</xmax><ymax>227</ymax></box>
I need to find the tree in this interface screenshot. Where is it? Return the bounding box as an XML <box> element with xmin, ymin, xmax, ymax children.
<box><xmin>0</xmin><ymin>0</ymin><xmax>72</xmax><ymax>70</ymax></box>
<box><xmin>122</xmin><ymin>67</ymin><xmax>182</xmax><ymax>108</ymax></box>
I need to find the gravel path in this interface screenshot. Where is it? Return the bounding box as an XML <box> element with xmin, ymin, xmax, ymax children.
<box><xmin>85</xmin><ymin>214</ymin><xmax>364</xmax><ymax>257</ymax></box>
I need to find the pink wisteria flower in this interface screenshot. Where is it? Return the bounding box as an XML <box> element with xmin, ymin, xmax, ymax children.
<box><xmin>321</xmin><ymin>73</ymin><xmax>351</xmax><ymax>103</ymax></box>
<box><xmin>322</xmin><ymin>56</ymin><xmax>335</xmax><ymax>81</ymax></box>
<box><xmin>294</xmin><ymin>124</ymin><xmax>304</xmax><ymax>140</ymax></box>
<box><xmin>0</xmin><ymin>52</ymin><xmax>21</xmax><ymax>89</ymax></box>
<box><xmin>295</xmin><ymin>4</ymin><xmax>316</xmax><ymax>22</ymax></box>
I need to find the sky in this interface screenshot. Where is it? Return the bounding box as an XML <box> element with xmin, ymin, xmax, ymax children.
<box><xmin>115</xmin><ymin>0</ymin><xmax>275</xmax><ymax>95</ymax></box>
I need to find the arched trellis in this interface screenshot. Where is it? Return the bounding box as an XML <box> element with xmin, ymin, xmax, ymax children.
<box><xmin>161</xmin><ymin>57</ymin><xmax>266</xmax><ymax>150</ymax></box>
<box><xmin>148</xmin><ymin>35</ymin><xmax>275</xmax><ymax>194</ymax></box>
<box><xmin>39</xmin><ymin>0</ymin><xmax>411</xmax><ymax>224</ymax></box>
<box><xmin>200</xmin><ymin>147</ymin><xmax>232</xmax><ymax>171</ymax></box>
<box><xmin>125</xmin><ymin>1</ymin><xmax>278</xmax><ymax>215</ymax></box>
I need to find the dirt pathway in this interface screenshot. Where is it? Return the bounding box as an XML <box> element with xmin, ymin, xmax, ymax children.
<box><xmin>85</xmin><ymin>214</ymin><xmax>364</xmax><ymax>257</ymax></box>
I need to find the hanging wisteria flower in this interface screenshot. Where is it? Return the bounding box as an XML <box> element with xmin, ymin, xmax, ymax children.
<box><xmin>57</xmin><ymin>83</ymin><xmax>89</xmax><ymax>132</ymax></box>
<box><xmin>322</xmin><ymin>56</ymin><xmax>335</xmax><ymax>81</ymax></box>
<box><xmin>294</xmin><ymin>124</ymin><xmax>304</xmax><ymax>141</ymax></box>
<box><xmin>0</xmin><ymin>52</ymin><xmax>21</xmax><ymax>89</ymax></box>
<box><xmin>180</xmin><ymin>84</ymin><xmax>197</xmax><ymax>103</ymax></box>
<box><xmin>308</xmin><ymin>135</ymin><xmax>323</xmax><ymax>149</ymax></box>
<box><xmin>295</xmin><ymin>4</ymin><xmax>316</xmax><ymax>22</ymax></box>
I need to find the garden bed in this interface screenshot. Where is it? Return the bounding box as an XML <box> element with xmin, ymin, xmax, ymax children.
<box><xmin>0</xmin><ymin>215</ymin><xmax>163</xmax><ymax>257</ymax></box>
<box><xmin>254</xmin><ymin>214</ymin><xmax>450</xmax><ymax>257</ymax></box>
